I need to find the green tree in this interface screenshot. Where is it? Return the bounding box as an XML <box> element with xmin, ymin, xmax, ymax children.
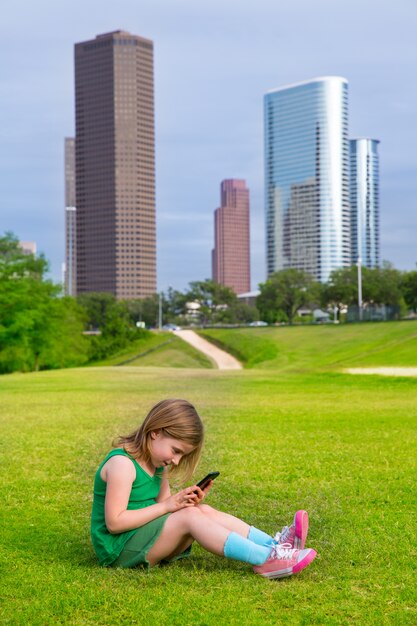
<box><xmin>257</xmin><ymin>269</ymin><xmax>317</xmax><ymax>324</ymax></box>
<box><xmin>77</xmin><ymin>292</ymin><xmax>118</xmax><ymax>330</ymax></box>
<box><xmin>33</xmin><ymin>297</ymin><xmax>90</xmax><ymax>370</ymax></box>
<box><xmin>123</xmin><ymin>294</ymin><xmax>162</xmax><ymax>328</ymax></box>
<box><xmin>164</xmin><ymin>287</ymin><xmax>188</xmax><ymax>322</ymax></box>
<box><xmin>185</xmin><ymin>280</ymin><xmax>239</xmax><ymax>325</ymax></box>
<box><xmin>322</xmin><ymin>266</ymin><xmax>358</xmax><ymax>310</ymax></box>
<box><xmin>77</xmin><ymin>292</ymin><xmax>147</xmax><ymax>360</ymax></box>
<box><xmin>401</xmin><ymin>271</ymin><xmax>417</xmax><ymax>313</ymax></box>
<box><xmin>323</xmin><ymin>263</ymin><xmax>403</xmax><ymax>309</ymax></box>
<box><xmin>0</xmin><ymin>232</ymin><xmax>88</xmax><ymax>373</ymax></box>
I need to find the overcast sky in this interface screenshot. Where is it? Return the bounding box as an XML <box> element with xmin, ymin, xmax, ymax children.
<box><xmin>1</xmin><ymin>0</ymin><xmax>416</xmax><ymax>291</ymax></box>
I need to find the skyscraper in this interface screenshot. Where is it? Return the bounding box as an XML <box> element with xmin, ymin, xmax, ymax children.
<box><xmin>212</xmin><ymin>179</ymin><xmax>250</xmax><ymax>295</ymax></box>
<box><xmin>349</xmin><ymin>138</ymin><xmax>380</xmax><ymax>268</ymax></box>
<box><xmin>64</xmin><ymin>137</ymin><xmax>77</xmax><ymax>296</ymax></box>
<box><xmin>74</xmin><ymin>30</ymin><xmax>156</xmax><ymax>299</ymax></box>
<box><xmin>264</xmin><ymin>76</ymin><xmax>351</xmax><ymax>283</ymax></box>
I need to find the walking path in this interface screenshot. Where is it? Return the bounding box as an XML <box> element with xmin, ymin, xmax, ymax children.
<box><xmin>345</xmin><ymin>367</ymin><xmax>417</xmax><ymax>377</ymax></box>
<box><xmin>174</xmin><ymin>330</ymin><xmax>242</xmax><ymax>370</ymax></box>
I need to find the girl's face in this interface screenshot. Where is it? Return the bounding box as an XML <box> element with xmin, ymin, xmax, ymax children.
<box><xmin>149</xmin><ymin>431</ymin><xmax>194</xmax><ymax>468</ymax></box>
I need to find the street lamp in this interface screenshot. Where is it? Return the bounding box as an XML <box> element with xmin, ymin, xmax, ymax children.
<box><xmin>158</xmin><ymin>293</ymin><xmax>163</xmax><ymax>330</ymax></box>
<box><xmin>357</xmin><ymin>256</ymin><xmax>363</xmax><ymax>321</ymax></box>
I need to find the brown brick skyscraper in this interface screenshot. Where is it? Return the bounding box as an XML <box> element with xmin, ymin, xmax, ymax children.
<box><xmin>212</xmin><ymin>179</ymin><xmax>250</xmax><ymax>294</ymax></box>
<box><xmin>74</xmin><ymin>31</ymin><xmax>156</xmax><ymax>298</ymax></box>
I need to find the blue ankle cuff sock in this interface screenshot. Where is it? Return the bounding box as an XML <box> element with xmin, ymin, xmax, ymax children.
<box><xmin>248</xmin><ymin>526</ymin><xmax>275</xmax><ymax>547</ymax></box>
<box><xmin>223</xmin><ymin>532</ymin><xmax>271</xmax><ymax>566</ymax></box>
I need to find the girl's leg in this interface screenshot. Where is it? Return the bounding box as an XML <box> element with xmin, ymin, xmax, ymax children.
<box><xmin>198</xmin><ymin>504</ymin><xmax>274</xmax><ymax>546</ymax></box>
<box><xmin>146</xmin><ymin>507</ymin><xmax>317</xmax><ymax>580</ymax></box>
<box><xmin>146</xmin><ymin>506</ymin><xmax>230</xmax><ymax>566</ymax></box>
<box><xmin>146</xmin><ymin>506</ymin><xmax>271</xmax><ymax>567</ymax></box>
<box><xmin>197</xmin><ymin>504</ymin><xmax>250</xmax><ymax>537</ymax></box>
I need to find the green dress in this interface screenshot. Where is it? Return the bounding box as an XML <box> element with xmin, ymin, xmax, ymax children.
<box><xmin>91</xmin><ymin>448</ymin><xmax>170</xmax><ymax>567</ymax></box>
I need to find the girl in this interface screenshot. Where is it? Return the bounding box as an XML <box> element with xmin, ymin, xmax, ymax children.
<box><xmin>91</xmin><ymin>399</ymin><xmax>317</xmax><ymax>579</ymax></box>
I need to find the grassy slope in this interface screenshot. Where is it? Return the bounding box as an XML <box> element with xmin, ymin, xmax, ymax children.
<box><xmin>1</xmin><ymin>366</ymin><xmax>416</xmax><ymax>625</ymax></box>
<box><xmin>91</xmin><ymin>331</ymin><xmax>213</xmax><ymax>369</ymax></box>
<box><xmin>199</xmin><ymin>320</ymin><xmax>417</xmax><ymax>371</ymax></box>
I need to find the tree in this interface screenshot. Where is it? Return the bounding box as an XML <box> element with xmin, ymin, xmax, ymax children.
<box><xmin>77</xmin><ymin>292</ymin><xmax>118</xmax><ymax>330</ymax></box>
<box><xmin>32</xmin><ymin>297</ymin><xmax>90</xmax><ymax>370</ymax></box>
<box><xmin>77</xmin><ymin>292</ymin><xmax>148</xmax><ymax>360</ymax></box>
<box><xmin>123</xmin><ymin>294</ymin><xmax>163</xmax><ymax>328</ymax></box>
<box><xmin>323</xmin><ymin>262</ymin><xmax>404</xmax><ymax>309</ymax></box>
<box><xmin>401</xmin><ymin>271</ymin><xmax>417</xmax><ymax>313</ymax></box>
<box><xmin>0</xmin><ymin>232</ymin><xmax>89</xmax><ymax>372</ymax></box>
<box><xmin>321</xmin><ymin>266</ymin><xmax>358</xmax><ymax>310</ymax></box>
<box><xmin>164</xmin><ymin>287</ymin><xmax>188</xmax><ymax>322</ymax></box>
<box><xmin>185</xmin><ymin>280</ymin><xmax>239</xmax><ymax>325</ymax></box>
<box><xmin>257</xmin><ymin>269</ymin><xmax>317</xmax><ymax>324</ymax></box>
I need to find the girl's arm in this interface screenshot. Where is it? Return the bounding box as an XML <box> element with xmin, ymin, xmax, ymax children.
<box><xmin>103</xmin><ymin>456</ymin><xmax>198</xmax><ymax>534</ymax></box>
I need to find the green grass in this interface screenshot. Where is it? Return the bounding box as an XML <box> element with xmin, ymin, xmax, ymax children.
<box><xmin>91</xmin><ymin>331</ymin><xmax>213</xmax><ymax>368</ymax></box>
<box><xmin>199</xmin><ymin>320</ymin><xmax>417</xmax><ymax>371</ymax></box>
<box><xmin>1</xmin><ymin>364</ymin><xmax>416</xmax><ymax>624</ymax></box>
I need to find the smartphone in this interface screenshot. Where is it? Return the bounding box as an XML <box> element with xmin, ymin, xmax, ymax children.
<box><xmin>195</xmin><ymin>471</ymin><xmax>220</xmax><ymax>491</ymax></box>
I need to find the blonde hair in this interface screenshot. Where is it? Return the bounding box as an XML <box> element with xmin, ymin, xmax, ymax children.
<box><xmin>114</xmin><ymin>399</ymin><xmax>204</xmax><ymax>483</ymax></box>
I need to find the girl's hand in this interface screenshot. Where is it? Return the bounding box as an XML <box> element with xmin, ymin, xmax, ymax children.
<box><xmin>192</xmin><ymin>481</ymin><xmax>213</xmax><ymax>505</ymax></box>
<box><xmin>164</xmin><ymin>487</ymin><xmax>200</xmax><ymax>512</ymax></box>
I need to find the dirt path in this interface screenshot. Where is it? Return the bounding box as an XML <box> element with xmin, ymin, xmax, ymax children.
<box><xmin>174</xmin><ymin>330</ymin><xmax>242</xmax><ymax>370</ymax></box>
<box><xmin>345</xmin><ymin>367</ymin><xmax>417</xmax><ymax>377</ymax></box>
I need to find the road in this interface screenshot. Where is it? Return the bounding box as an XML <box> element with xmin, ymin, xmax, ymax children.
<box><xmin>174</xmin><ymin>330</ymin><xmax>242</xmax><ymax>370</ymax></box>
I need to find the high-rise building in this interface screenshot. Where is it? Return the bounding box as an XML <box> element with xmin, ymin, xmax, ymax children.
<box><xmin>74</xmin><ymin>30</ymin><xmax>156</xmax><ymax>299</ymax></box>
<box><xmin>264</xmin><ymin>76</ymin><xmax>351</xmax><ymax>283</ymax></box>
<box><xmin>212</xmin><ymin>179</ymin><xmax>251</xmax><ymax>295</ymax></box>
<box><xmin>349</xmin><ymin>138</ymin><xmax>380</xmax><ymax>268</ymax></box>
<box><xmin>64</xmin><ymin>137</ymin><xmax>77</xmax><ymax>296</ymax></box>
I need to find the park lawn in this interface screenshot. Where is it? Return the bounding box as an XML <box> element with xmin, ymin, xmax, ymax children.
<box><xmin>91</xmin><ymin>331</ymin><xmax>213</xmax><ymax>369</ymax></box>
<box><xmin>1</xmin><ymin>365</ymin><xmax>416</xmax><ymax>625</ymax></box>
<box><xmin>199</xmin><ymin>320</ymin><xmax>417</xmax><ymax>371</ymax></box>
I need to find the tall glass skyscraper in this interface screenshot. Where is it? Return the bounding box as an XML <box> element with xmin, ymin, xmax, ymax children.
<box><xmin>349</xmin><ymin>138</ymin><xmax>380</xmax><ymax>268</ymax></box>
<box><xmin>264</xmin><ymin>76</ymin><xmax>351</xmax><ymax>283</ymax></box>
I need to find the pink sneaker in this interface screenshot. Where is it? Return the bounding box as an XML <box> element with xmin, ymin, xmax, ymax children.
<box><xmin>253</xmin><ymin>543</ymin><xmax>317</xmax><ymax>579</ymax></box>
<box><xmin>274</xmin><ymin>510</ymin><xmax>309</xmax><ymax>549</ymax></box>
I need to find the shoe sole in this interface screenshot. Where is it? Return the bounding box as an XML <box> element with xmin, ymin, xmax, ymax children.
<box><xmin>256</xmin><ymin>549</ymin><xmax>317</xmax><ymax>579</ymax></box>
<box><xmin>294</xmin><ymin>510</ymin><xmax>308</xmax><ymax>549</ymax></box>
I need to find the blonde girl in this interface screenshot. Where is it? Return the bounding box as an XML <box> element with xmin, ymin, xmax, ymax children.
<box><xmin>91</xmin><ymin>399</ymin><xmax>316</xmax><ymax>578</ymax></box>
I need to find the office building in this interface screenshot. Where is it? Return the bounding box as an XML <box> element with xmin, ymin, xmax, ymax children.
<box><xmin>64</xmin><ymin>137</ymin><xmax>77</xmax><ymax>296</ymax></box>
<box><xmin>74</xmin><ymin>30</ymin><xmax>156</xmax><ymax>298</ymax></box>
<box><xmin>349</xmin><ymin>138</ymin><xmax>380</xmax><ymax>268</ymax></box>
<box><xmin>264</xmin><ymin>76</ymin><xmax>351</xmax><ymax>283</ymax></box>
<box><xmin>212</xmin><ymin>179</ymin><xmax>250</xmax><ymax>294</ymax></box>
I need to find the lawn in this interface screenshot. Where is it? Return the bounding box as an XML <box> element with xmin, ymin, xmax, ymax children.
<box><xmin>198</xmin><ymin>320</ymin><xmax>417</xmax><ymax>371</ymax></box>
<box><xmin>1</xmin><ymin>359</ymin><xmax>416</xmax><ymax>624</ymax></box>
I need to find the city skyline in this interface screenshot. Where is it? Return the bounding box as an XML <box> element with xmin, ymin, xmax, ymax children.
<box><xmin>1</xmin><ymin>1</ymin><xmax>416</xmax><ymax>292</ymax></box>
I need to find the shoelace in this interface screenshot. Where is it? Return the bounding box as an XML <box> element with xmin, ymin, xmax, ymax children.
<box><xmin>274</xmin><ymin>525</ymin><xmax>291</xmax><ymax>543</ymax></box>
<box><xmin>269</xmin><ymin>542</ymin><xmax>297</xmax><ymax>560</ymax></box>
<box><xmin>274</xmin><ymin>526</ymin><xmax>291</xmax><ymax>543</ymax></box>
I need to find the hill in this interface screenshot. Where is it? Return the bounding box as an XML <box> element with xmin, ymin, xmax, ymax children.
<box><xmin>90</xmin><ymin>331</ymin><xmax>213</xmax><ymax>369</ymax></box>
<box><xmin>198</xmin><ymin>320</ymin><xmax>417</xmax><ymax>371</ymax></box>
